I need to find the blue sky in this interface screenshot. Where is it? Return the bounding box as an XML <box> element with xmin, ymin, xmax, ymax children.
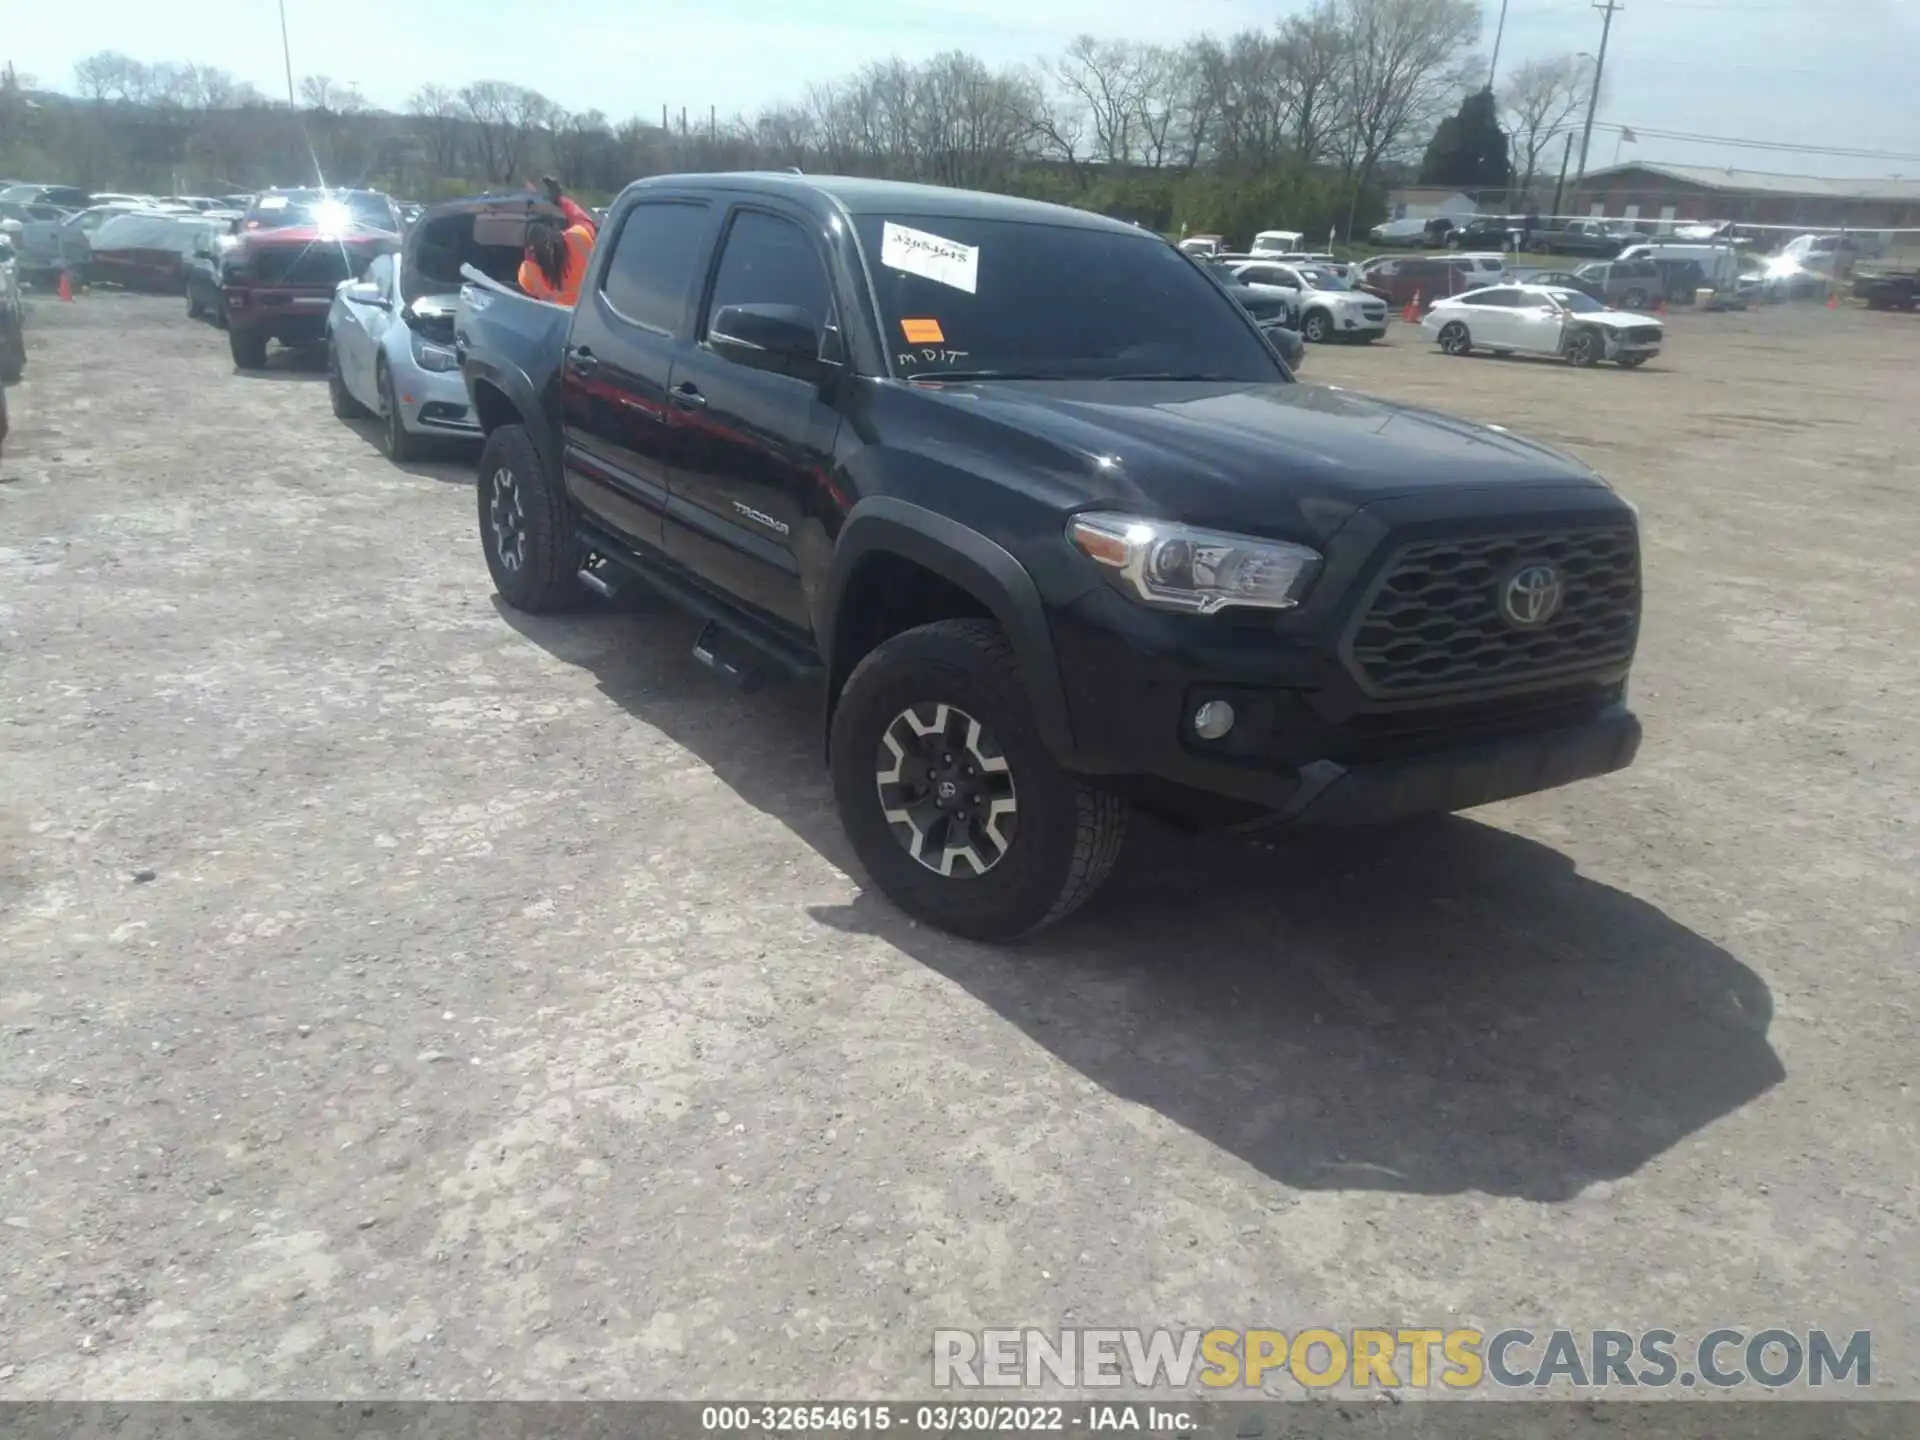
<box><xmin>8</xmin><ymin>0</ymin><xmax>1918</xmax><ymax>179</ymax></box>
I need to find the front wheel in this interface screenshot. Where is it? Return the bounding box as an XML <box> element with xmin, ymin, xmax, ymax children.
<box><xmin>1565</xmin><ymin>329</ymin><xmax>1602</xmax><ymax>367</ymax></box>
<box><xmin>328</xmin><ymin>336</ymin><xmax>371</xmax><ymax>419</ymax></box>
<box><xmin>377</xmin><ymin>359</ymin><xmax>424</xmax><ymax>462</ymax></box>
<box><xmin>830</xmin><ymin>619</ymin><xmax>1129</xmax><ymax>942</ymax></box>
<box><xmin>1301</xmin><ymin>309</ymin><xmax>1332</xmax><ymax>343</ymax></box>
<box><xmin>228</xmin><ymin>327</ymin><xmax>268</xmax><ymax>369</ymax></box>
<box><xmin>1437</xmin><ymin>321</ymin><xmax>1472</xmax><ymax>356</ymax></box>
<box><xmin>476</xmin><ymin>423</ymin><xmax>584</xmax><ymax>614</ymax></box>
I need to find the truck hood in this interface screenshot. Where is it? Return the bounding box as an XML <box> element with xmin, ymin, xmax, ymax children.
<box><xmin>895</xmin><ymin>378</ymin><xmax>1609</xmax><ymax>537</ymax></box>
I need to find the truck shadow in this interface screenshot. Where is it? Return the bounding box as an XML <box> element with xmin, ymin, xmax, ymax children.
<box><xmin>498</xmin><ymin>600</ymin><xmax>1784</xmax><ymax>1204</ymax></box>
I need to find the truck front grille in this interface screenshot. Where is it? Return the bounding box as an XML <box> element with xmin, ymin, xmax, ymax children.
<box><xmin>1345</xmin><ymin>526</ymin><xmax>1639</xmax><ymax>698</ymax></box>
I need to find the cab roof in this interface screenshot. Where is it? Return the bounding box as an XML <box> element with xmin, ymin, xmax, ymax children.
<box><xmin>630</xmin><ymin>172</ymin><xmax>1148</xmax><ymax>237</ymax></box>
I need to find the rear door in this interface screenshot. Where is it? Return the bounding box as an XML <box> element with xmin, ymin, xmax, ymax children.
<box><xmin>661</xmin><ymin>201</ymin><xmax>843</xmax><ymax>636</ymax></box>
<box><xmin>560</xmin><ymin>196</ymin><xmax>717</xmax><ymax>553</ymax></box>
<box><xmin>1458</xmin><ymin>287</ymin><xmax>1521</xmax><ymax>346</ymax></box>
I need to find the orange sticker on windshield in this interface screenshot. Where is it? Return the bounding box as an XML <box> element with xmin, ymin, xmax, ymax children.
<box><xmin>901</xmin><ymin>317</ymin><xmax>945</xmax><ymax>344</ymax></box>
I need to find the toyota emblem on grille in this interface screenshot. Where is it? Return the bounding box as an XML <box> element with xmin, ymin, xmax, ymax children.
<box><xmin>1500</xmin><ymin>562</ymin><xmax>1565</xmax><ymax>628</ymax></box>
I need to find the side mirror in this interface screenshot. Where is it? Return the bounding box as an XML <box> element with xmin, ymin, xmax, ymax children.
<box><xmin>708</xmin><ymin>302</ymin><xmax>826</xmax><ymax>382</ymax></box>
<box><xmin>343</xmin><ymin>280</ymin><xmax>389</xmax><ymax>309</ymax></box>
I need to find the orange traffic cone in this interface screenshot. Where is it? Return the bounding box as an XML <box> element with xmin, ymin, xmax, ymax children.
<box><xmin>1402</xmin><ymin>289</ymin><xmax>1421</xmax><ymax>324</ymax></box>
<box><xmin>56</xmin><ymin>270</ymin><xmax>75</xmax><ymax>302</ymax></box>
<box><xmin>1826</xmin><ymin>290</ymin><xmax>1840</xmax><ymax>310</ymax></box>
<box><xmin>1655</xmin><ymin>296</ymin><xmax>1667</xmax><ymax>316</ymax></box>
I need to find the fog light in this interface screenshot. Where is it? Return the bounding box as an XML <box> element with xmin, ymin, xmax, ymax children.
<box><xmin>1192</xmin><ymin>700</ymin><xmax>1236</xmax><ymax>740</ymax></box>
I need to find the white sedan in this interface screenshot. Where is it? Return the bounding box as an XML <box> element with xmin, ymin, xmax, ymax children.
<box><xmin>1228</xmin><ymin>260</ymin><xmax>1387</xmax><ymax>343</ymax></box>
<box><xmin>1421</xmin><ymin>283</ymin><xmax>1664</xmax><ymax>368</ymax></box>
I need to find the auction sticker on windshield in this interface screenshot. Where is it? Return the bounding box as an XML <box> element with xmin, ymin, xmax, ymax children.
<box><xmin>900</xmin><ymin>317</ymin><xmax>945</xmax><ymax>344</ymax></box>
<box><xmin>881</xmin><ymin>222</ymin><xmax>978</xmax><ymax>294</ymax></box>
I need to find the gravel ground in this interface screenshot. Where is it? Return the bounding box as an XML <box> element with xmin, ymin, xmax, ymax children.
<box><xmin>0</xmin><ymin>295</ymin><xmax>1914</xmax><ymax>1401</ymax></box>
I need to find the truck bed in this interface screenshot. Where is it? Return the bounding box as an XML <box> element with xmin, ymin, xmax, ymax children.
<box><xmin>454</xmin><ymin>264</ymin><xmax>571</xmax><ymax>412</ymax></box>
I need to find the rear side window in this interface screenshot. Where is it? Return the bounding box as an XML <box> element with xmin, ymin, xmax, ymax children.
<box><xmin>1472</xmin><ymin>288</ymin><xmax>1520</xmax><ymax>307</ymax></box>
<box><xmin>600</xmin><ymin>200</ymin><xmax>710</xmax><ymax>332</ymax></box>
<box><xmin>703</xmin><ymin>209</ymin><xmax>832</xmax><ymax>335</ymax></box>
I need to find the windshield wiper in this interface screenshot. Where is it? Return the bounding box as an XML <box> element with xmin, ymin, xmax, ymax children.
<box><xmin>907</xmin><ymin>370</ymin><xmax>1068</xmax><ymax>383</ymax></box>
<box><xmin>1104</xmin><ymin>372</ymin><xmax>1242</xmax><ymax>381</ymax></box>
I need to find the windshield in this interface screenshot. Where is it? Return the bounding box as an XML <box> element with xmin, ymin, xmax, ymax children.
<box><xmin>1297</xmin><ymin>267</ymin><xmax>1347</xmax><ymax>290</ymax></box>
<box><xmin>248</xmin><ymin>191</ymin><xmax>394</xmax><ymax>232</ymax></box>
<box><xmin>1547</xmin><ymin>289</ymin><xmax>1603</xmax><ymax>313</ymax></box>
<box><xmin>854</xmin><ymin>215</ymin><xmax>1286</xmax><ymax>383</ymax></box>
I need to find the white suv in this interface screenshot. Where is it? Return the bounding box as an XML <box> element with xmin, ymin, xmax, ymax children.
<box><xmin>1232</xmin><ymin>260</ymin><xmax>1387</xmax><ymax>343</ymax></box>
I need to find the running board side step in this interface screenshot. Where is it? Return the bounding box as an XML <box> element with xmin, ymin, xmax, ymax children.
<box><xmin>574</xmin><ymin>528</ymin><xmax>822</xmax><ymax>688</ymax></box>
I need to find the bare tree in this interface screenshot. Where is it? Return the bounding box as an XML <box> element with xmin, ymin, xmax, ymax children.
<box><xmin>406</xmin><ymin>84</ymin><xmax>465</xmax><ymax>181</ymax></box>
<box><xmin>72</xmin><ymin>52</ymin><xmax>153</xmax><ymax>105</ymax></box>
<box><xmin>459</xmin><ymin>80</ymin><xmax>553</xmax><ymax>184</ymax></box>
<box><xmin>1278</xmin><ymin>3</ymin><xmax>1349</xmax><ymax>164</ymax></box>
<box><xmin>1501</xmin><ymin>54</ymin><xmax>1594</xmax><ymax>199</ymax></box>
<box><xmin>1047</xmin><ymin>36</ymin><xmax>1153</xmax><ymax>165</ymax></box>
<box><xmin>299</xmin><ymin>75</ymin><xmax>366</xmax><ymax>115</ymax></box>
<box><xmin>1332</xmin><ymin>0</ymin><xmax>1482</xmax><ymax>188</ymax></box>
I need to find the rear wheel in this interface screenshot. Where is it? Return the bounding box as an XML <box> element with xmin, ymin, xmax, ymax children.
<box><xmin>377</xmin><ymin>358</ymin><xmax>423</xmax><ymax>463</ymax></box>
<box><xmin>327</xmin><ymin>335</ymin><xmax>370</xmax><ymax>419</ymax></box>
<box><xmin>1622</xmin><ymin>287</ymin><xmax>1649</xmax><ymax>308</ymax></box>
<box><xmin>830</xmin><ymin>618</ymin><xmax>1128</xmax><ymax>941</ymax></box>
<box><xmin>1437</xmin><ymin>321</ymin><xmax>1472</xmax><ymax>356</ymax></box>
<box><xmin>477</xmin><ymin>423</ymin><xmax>584</xmax><ymax>613</ymax></box>
<box><xmin>186</xmin><ymin>290</ymin><xmax>204</xmax><ymax>320</ymax></box>
<box><xmin>228</xmin><ymin>327</ymin><xmax>268</xmax><ymax>370</ymax></box>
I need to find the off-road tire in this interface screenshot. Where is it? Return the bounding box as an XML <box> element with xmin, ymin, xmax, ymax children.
<box><xmin>830</xmin><ymin>618</ymin><xmax>1129</xmax><ymax>942</ymax></box>
<box><xmin>327</xmin><ymin>336</ymin><xmax>370</xmax><ymax>419</ymax></box>
<box><xmin>477</xmin><ymin>423</ymin><xmax>584</xmax><ymax>614</ymax></box>
<box><xmin>1437</xmin><ymin>321</ymin><xmax>1472</xmax><ymax>356</ymax></box>
<box><xmin>228</xmin><ymin>327</ymin><xmax>268</xmax><ymax>370</ymax></box>
<box><xmin>1566</xmin><ymin>328</ymin><xmax>1602</xmax><ymax>367</ymax></box>
<box><xmin>1301</xmin><ymin>309</ymin><xmax>1332</xmax><ymax>343</ymax></box>
<box><xmin>377</xmin><ymin>359</ymin><xmax>424</xmax><ymax>463</ymax></box>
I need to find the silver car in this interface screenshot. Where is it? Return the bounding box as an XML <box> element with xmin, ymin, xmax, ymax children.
<box><xmin>326</xmin><ymin>193</ymin><xmax>562</xmax><ymax>461</ymax></box>
<box><xmin>326</xmin><ymin>250</ymin><xmax>475</xmax><ymax>460</ymax></box>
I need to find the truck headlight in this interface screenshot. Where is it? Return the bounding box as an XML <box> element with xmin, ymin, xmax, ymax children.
<box><xmin>1067</xmin><ymin>512</ymin><xmax>1321</xmax><ymax>615</ymax></box>
<box><xmin>411</xmin><ymin>333</ymin><xmax>459</xmax><ymax>372</ymax></box>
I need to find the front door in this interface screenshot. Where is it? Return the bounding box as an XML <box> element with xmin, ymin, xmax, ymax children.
<box><xmin>559</xmin><ymin>197</ymin><xmax>717</xmax><ymax>553</ymax></box>
<box><xmin>661</xmin><ymin>204</ymin><xmax>843</xmax><ymax>637</ymax></box>
<box><xmin>340</xmin><ymin>253</ymin><xmax>395</xmax><ymax>395</ymax></box>
<box><xmin>1509</xmin><ymin>295</ymin><xmax>1570</xmax><ymax>356</ymax></box>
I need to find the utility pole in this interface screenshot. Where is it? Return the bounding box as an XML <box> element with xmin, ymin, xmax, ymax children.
<box><xmin>1575</xmin><ymin>0</ymin><xmax>1622</xmax><ymax>183</ymax></box>
<box><xmin>1551</xmin><ymin>131</ymin><xmax>1575</xmax><ymax>218</ymax></box>
<box><xmin>1487</xmin><ymin>0</ymin><xmax>1511</xmax><ymax>90</ymax></box>
<box><xmin>277</xmin><ymin>0</ymin><xmax>298</xmax><ymax>108</ymax></box>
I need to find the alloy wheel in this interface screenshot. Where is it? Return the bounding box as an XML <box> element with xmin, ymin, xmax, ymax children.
<box><xmin>874</xmin><ymin>702</ymin><xmax>1018</xmax><ymax>878</ymax></box>
<box><xmin>488</xmin><ymin>467</ymin><xmax>526</xmax><ymax>572</ymax></box>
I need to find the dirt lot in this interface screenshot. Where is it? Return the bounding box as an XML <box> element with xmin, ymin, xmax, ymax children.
<box><xmin>1</xmin><ymin>296</ymin><xmax>1915</xmax><ymax>1401</ymax></box>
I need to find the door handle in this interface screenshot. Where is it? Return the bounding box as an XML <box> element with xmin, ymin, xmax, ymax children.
<box><xmin>567</xmin><ymin>346</ymin><xmax>598</xmax><ymax>374</ymax></box>
<box><xmin>671</xmin><ymin>382</ymin><xmax>707</xmax><ymax>411</ymax></box>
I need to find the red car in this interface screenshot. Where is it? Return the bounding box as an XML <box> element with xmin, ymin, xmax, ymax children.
<box><xmin>224</xmin><ymin>190</ymin><xmax>400</xmax><ymax>369</ymax></box>
<box><xmin>78</xmin><ymin>211</ymin><xmax>220</xmax><ymax>293</ymax></box>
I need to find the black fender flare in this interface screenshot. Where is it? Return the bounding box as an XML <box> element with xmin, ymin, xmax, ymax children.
<box><xmin>462</xmin><ymin>356</ymin><xmax>561</xmax><ymax>482</ymax></box>
<box><xmin>819</xmin><ymin>496</ymin><xmax>1077</xmax><ymax>763</ymax></box>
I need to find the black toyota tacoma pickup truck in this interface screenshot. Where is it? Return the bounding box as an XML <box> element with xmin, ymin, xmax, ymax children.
<box><xmin>455</xmin><ymin>173</ymin><xmax>1643</xmax><ymax>941</ymax></box>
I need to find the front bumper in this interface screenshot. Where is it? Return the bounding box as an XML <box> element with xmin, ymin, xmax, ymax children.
<box><xmin>391</xmin><ymin>351</ymin><xmax>480</xmax><ymax>436</ymax></box>
<box><xmin>226</xmin><ymin>287</ymin><xmax>332</xmax><ymax>343</ymax></box>
<box><xmin>1042</xmin><ymin>489</ymin><xmax>1642</xmax><ymax>826</ymax></box>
